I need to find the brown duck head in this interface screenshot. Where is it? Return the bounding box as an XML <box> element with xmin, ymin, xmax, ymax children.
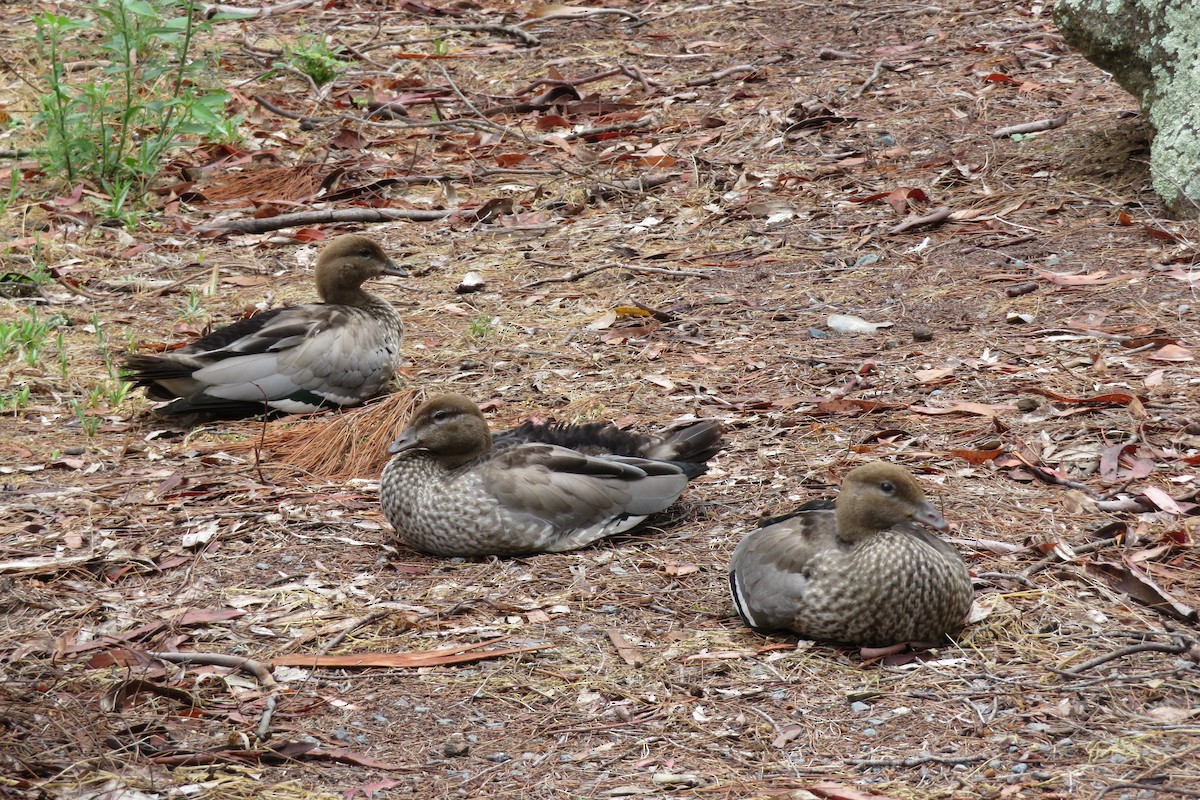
<box><xmin>834</xmin><ymin>462</ymin><xmax>946</xmax><ymax>541</ymax></box>
<box><xmin>314</xmin><ymin>235</ymin><xmax>408</xmax><ymax>305</ymax></box>
<box><xmin>388</xmin><ymin>394</ymin><xmax>494</xmax><ymax>468</ymax></box>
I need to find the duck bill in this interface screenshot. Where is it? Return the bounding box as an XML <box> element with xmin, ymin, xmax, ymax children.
<box><xmin>912</xmin><ymin>500</ymin><xmax>948</xmax><ymax>531</ymax></box>
<box><xmin>387</xmin><ymin>429</ymin><xmax>421</xmax><ymax>455</ymax></box>
<box><xmin>383</xmin><ymin>259</ymin><xmax>409</xmax><ymax>278</ymax></box>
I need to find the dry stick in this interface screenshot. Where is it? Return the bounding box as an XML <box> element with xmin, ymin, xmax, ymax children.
<box><xmin>522</xmin><ymin>263</ymin><xmax>712</xmax><ymax>289</ymax></box>
<box><xmin>434</xmin><ymin>23</ymin><xmax>540</xmax><ymax>47</ymax></box>
<box><xmin>200</xmin><ymin>0</ymin><xmax>316</xmax><ymax>19</ymax></box>
<box><xmin>888</xmin><ymin>205</ymin><xmax>952</xmax><ymax>234</ymax></box>
<box><xmin>1020</xmin><ymin>534</ymin><xmax>1125</xmax><ymax>578</ymax></box>
<box><xmin>560</xmin><ymin>115</ymin><xmax>656</xmax><ymax>141</ymax></box>
<box><xmin>513</xmin><ymin>65</ymin><xmax>662</xmax><ymax>97</ymax></box>
<box><xmin>852</xmin><ymin>60</ymin><xmax>893</xmax><ymax>99</ymax></box>
<box><xmin>318</xmin><ymin>610</ymin><xmax>392</xmax><ymax>656</ymax></box>
<box><xmin>588</xmin><ymin>171</ymin><xmax>680</xmax><ymax>201</ymax></box>
<box><xmin>849</xmin><ymin>753</ymin><xmax>989</xmax><ymax>768</ymax></box>
<box><xmin>992</xmin><ymin>112</ymin><xmax>1071</xmax><ymax>139</ymax></box>
<box><xmin>198</xmin><ymin>207</ymin><xmax>453</xmax><ymax>234</ymax></box>
<box><xmin>150</xmin><ymin>651</ymin><xmax>280</xmax><ymax>740</ymax></box>
<box><xmin>514</xmin><ymin>7</ymin><xmax>641</xmax><ymax>28</ymax></box>
<box><xmin>1061</xmin><ymin>637</ymin><xmax>1198</xmax><ymax>676</ymax></box>
<box><xmin>686</xmin><ymin>64</ymin><xmax>758</xmax><ymax>87</ymax></box>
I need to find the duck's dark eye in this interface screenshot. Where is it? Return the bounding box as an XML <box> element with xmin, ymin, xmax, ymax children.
<box><xmin>359</xmin><ymin>247</ymin><xmax>373</xmax><ymax>257</ymax></box>
<box><xmin>879</xmin><ymin>481</ymin><xmax>895</xmax><ymax>494</ymax></box>
<box><xmin>431</xmin><ymin>409</ymin><xmax>452</xmax><ymax>422</ymax></box>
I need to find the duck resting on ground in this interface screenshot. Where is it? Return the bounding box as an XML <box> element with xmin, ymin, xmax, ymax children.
<box><xmin>124</xmin><ymin>235</ymin><xmax>407</xmax><ymax>418</ymax></box>
<box><xmin>729</xmin><ymin>462</ymin><xmax>973</xmax><ymax>647</ymax></box>
<box><xmin>379</xmin><ymin>394</ymin><xmax>722</xmax><ymax>557</ymax></box>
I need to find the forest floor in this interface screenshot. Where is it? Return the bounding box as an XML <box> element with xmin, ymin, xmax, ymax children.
<box><xmin>2</xmin><ymin>0</ymin><xmax>1200</xmax><ymax>798</ymax></box>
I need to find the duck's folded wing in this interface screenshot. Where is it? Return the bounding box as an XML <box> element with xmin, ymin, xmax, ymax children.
<box><xmin>729</xmin><ymin>513</ymin><xmax>837</xmax><ymax>631</ymax></box>
<box><xmin>483</xmin><ymin>445</ymin><xmax>690</xmax><ymax>548</ymax></box>
<box><xmin>188</xmin><ymin>307</ymin><xmax>389</xmax><ymax>409</ymax></box>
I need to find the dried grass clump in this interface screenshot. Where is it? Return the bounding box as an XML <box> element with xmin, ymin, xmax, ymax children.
<box><xmin>231</xmin><ymin>388</ymin><xmax>424</xmax><ymax>480</ymax></box>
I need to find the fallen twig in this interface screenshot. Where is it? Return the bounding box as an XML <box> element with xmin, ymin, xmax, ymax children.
<box><xmin>992</xmin><ymin>112</ymin><xmax>1071</xmax><ymax>138</ymax></box>
<box><xmin>888</xmin><ymin>205</ymin><xmax>952</xmax><ymax>234</ymax></box>
<box><xmin>515</xmin><ymin>7</ymin><xmax>641</xmax><ymax>28</ymax></box>
<box><xmin>849</xmin><ymin>753</ymin><xmax>989</xmax><ymax>768</ymax></box>
<box><xmin>1059</xmin><ymin>636</ymin><xmax>1200</xmax><ymax>676</ymax></box>
<box><xmin>198</xmin><ymin>207</ymin><xmax>453</xmax><ymax>234</ymax></box>
<box><xmin>852</xmin><ymin>60</ymin><xmax>894</xmax><ymax>99</ymax></box>
<box><xmin>560</xmin><ymin>114</ymin><xmax>656</xmax><ymax>141</ymax></box>
<box><xmin>687</xmin><ymin>64</ymin><xmax>758</xmax><ymax>87</ymax></box>
<box><xmin>435</xmin><ymin>23</ymin><xmax>541</xmax><ymax>47</ymax></box>
<box><xmin>150</xmin><ymin>650</ymin><xmax>280</xmax><ymax>740</ymax></box>
<box><xmin>202</xmin><ymin>0</ymin><xmax>316</xmax><ymax>19</ymax></box>
<box><xmin>1021</xmin><ymin>534</ymin><xmax>1125</xmax><ymax>577</ymax></box>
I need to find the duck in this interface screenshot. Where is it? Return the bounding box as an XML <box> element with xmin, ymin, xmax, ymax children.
<box><xmin>729</xmin><ymin>462</ymin><xmax>973</xmax><ymax>647</ymax></box>
<box><xmin>124</xmin><ymin>235</ymin><xmax>407</xmax><ymax>418</ymax></box>
<box><xmin>379</xmin><ymin>394</ymin><xmax>722</xmax><ymax>556</ymax></box>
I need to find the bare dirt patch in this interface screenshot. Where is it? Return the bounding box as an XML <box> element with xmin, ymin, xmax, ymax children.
<box><xmin>3</xmin><ymin>1</ymin><xmax>1200</xmax><ymax>799</ymax></box>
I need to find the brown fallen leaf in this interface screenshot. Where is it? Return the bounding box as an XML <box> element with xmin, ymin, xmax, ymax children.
<box><xmin>1142</xmin><ymin>486</ymin><xmax>1185</xmax><ymax>514</ymax></box>
<box><xmin>1088</xmin><ymin>559</ymin><xmax>1197</xmax><ymax>623</ymax></box>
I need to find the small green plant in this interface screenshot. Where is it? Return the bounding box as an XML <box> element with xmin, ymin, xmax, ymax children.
<box><xmin>30</xmin><ymin>0</ymin><xmax>238</xmax><ymax>220</ymax></box>
<box><xmin>91</xmin><ymin>314</ymin><xmax>134</xmax><ymax>404</ymax></box>
<box><xmin>178</xmin><ymin>289</ymin><xmax>207</xmax><ymax>321</ymax></box>
<box><xmin>70</xmin><ymin>398</ymin><xmax>102</xmax><ymax>437</ymax></box>
<box><xmin>432</xmin><ymin>38</ymin><xmax>449</xmax><ymax>57</ymax></box>
<box><xmin>0</xmin><ymin>308</ymin><xmax>62</xmax><ymax>365</ymax></box>
<box><xmin>467</xmin><ymin>315</ymin><xmax>494</xmax><ymax>340</ymax></box>
<box><xmin>0</xmin><ymin>170</ymin><xmax>22</xmax><ymax>215</ymax></box>
<box><xmin>283</xmin><ymin>36</ymin><xmax>349</xmax><ymax>86</ymax></box>
<box><xmin>0</xmin><ymin>385</ymin><xmax>32</xmax><ymax>413</ymax></box>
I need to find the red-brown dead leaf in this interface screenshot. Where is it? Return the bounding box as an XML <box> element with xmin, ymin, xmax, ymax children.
<box><xmin>536</xmin><ymin>114</ymin><xmax>569</xmax><ymax>130</ymax></box>
<box><xmin>660</xmin><ymin>561</ymin><xmax>700</xmax><ymax>577</ymax></box>
<box><xmin>949</xmin><ymin>448</ymin><xmax>1003</xmax><ymax>465</ymax></box>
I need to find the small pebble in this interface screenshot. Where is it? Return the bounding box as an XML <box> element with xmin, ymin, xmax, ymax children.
<box><xmin>862</xmin><ymin>728</ymin><xmax>877</xmax><ymax>737</ymax></box>
<box><xmin>850</xmin><ymin>701</ymin><xmax>871</xmax><ymax>713</ymax></box>
<box><xmin>1011</xmin><ymin>763</ymin><xmax>1028</xmax><ymax>774</ymax></box>
<box><xmin>1016</xmin><ymin>397</ymin><xmax>1040</xmax><ymax>413</ymax></box>
<box><xmin>486</xmin><ymin>752</ymin><xmax>511</xmax><ymax>763</ymax></box>
<box><xmin>882</xmin><ymin>338</ymin><xmax>900</xmax><ymax>350</ymax></box>
<box><xmin>912</xmin><ymin>325</ymin><xmax>934</xmax><ymax>342</ymax></box>
<box><xmin>444</xmin><ymin>736</ymin><xmax>470</xmax><ymax>757</ymax></box>
<box><xmin>808</xmin><ymin>328</ymin><xmax>828</xmax><ymax>339</ymax></box>
<box><xmin>255</xmin><ymin>562</ymin><xmax>270</xmax><ymax>570</ymax></box>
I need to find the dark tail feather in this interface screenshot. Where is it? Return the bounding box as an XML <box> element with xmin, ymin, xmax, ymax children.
<box><xmin>496</xmin><ymin>419</ymin><xmax>724</xmax><ymax>471</ymax></box>
<box><xmin>647</xmin><ymin>420</ymin><xmax>724</xmax><ymax>465</ymax></box>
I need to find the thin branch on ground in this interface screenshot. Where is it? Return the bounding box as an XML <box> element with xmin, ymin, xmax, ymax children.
<box><xmin>150</xmin><ymin>650</ymin><xmax>280</xmax><ymax>740</ymax></box>
<box><xmin>1021</xmin><ymin>534</ymin><xmax>1126</xmax><ymax>577</ymax></box>
<box><xmin>201</xmin><ymin>0</ymin><xmax>316</xmax><ymax>19</ymax></box>
<box><xmin>198</xmin><ymin>207</ymin><xmax>453</xmax><ymax>234</ymax></box>
<box><xmin>1058</xmin><ymin>636</ymin><xmax>1199</xmax><ymax>676</ymax></box>
<box><xmin>993</xmin><ymin>112</ymin><xmax>1071</xmax><ymax>139</ymax></box>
